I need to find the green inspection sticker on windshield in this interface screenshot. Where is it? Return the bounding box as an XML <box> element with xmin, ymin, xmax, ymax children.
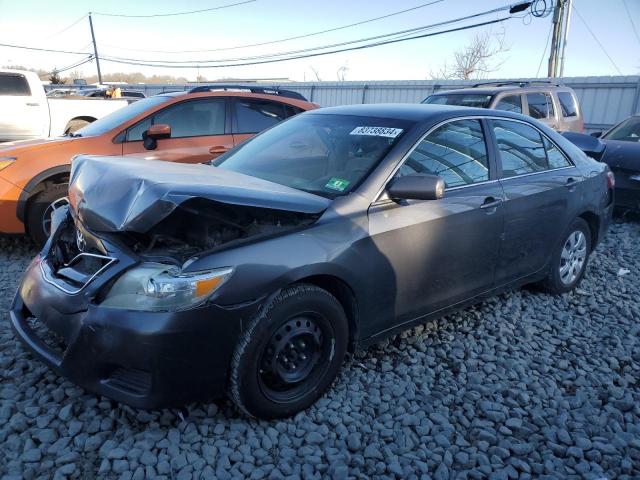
<box><xmin>325</xmin><ymin>177</ymin><xmax>350</xmax><ymax>192</ymax></box>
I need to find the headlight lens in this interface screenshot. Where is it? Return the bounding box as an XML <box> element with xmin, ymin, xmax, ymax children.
<box><xmin>0</xmin><ymin>157</ymin><xmax>17</xmax><ymax>172</ymax></box>
<box><xmin>101</xmin><ymin>263</ymin><xmax>233</xmax><ymax>311</ymax></box>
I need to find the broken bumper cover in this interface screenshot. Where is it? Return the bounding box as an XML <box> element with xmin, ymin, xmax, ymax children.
<box><xmin>11</xmin><ymin>255</ymin><xmax>259</xmax><ymax>409</ymax></box>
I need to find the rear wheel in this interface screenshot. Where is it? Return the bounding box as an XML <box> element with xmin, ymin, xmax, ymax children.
<box><xmin>65</xmin><ymin>119</ymin><xmax>90</xmax><ymax>135</ymax></box>
<box><xmin>230</xmin><ymin>284</ymin><xmax>348</xmax><ymax>419</ymax></box>
<box><xmin>26</xmin><ymin>183</ymin><xmax>69</xmax><ymax>246</ymax></box>
<box><xmin>540</xmin><ymin>218</ymin><xmax>591</xmax><ymax>294</ymax></box>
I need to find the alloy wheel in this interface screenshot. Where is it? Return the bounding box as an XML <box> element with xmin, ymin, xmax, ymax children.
<box><xmin>559</xmin><ymin>230</ymin><xmax>587</xmax><ymax>286</ymax></box>
<box><xmin>42</xmin><ymin>197</ymin><xmax>69</xmax><ymax>237</ymax></box>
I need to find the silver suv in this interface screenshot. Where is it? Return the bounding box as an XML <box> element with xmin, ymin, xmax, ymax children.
<box><xmin>422</xmin><ymin>81</ymin><xmax>584</xmax><ymax>133</ymax></box>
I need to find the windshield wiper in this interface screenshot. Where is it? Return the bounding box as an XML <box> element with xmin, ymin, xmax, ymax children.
<box><xmin>68</xmin><ymin>132</ymin><xmax>83</xmax><ymax>138</ymax></box>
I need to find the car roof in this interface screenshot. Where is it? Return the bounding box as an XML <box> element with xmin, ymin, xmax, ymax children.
<box><xmin>307</xmin><ymin>103</ymin><xmax>520</xmax><ymax>122</ymax></box>
<box><xmin>154</xmin><ymin>90</ymin><xmax>314</xmax><ymax>108</ymax></box>
<box><xmin>428</xmin><ymin>85</ymin><xmax>572</xmax><ymax>96</ymax></box>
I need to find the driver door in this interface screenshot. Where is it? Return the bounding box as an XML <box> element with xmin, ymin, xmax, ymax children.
<box><xmin>364</xmin><ymin>119</ymin><xmax>504</xmax><ymax>336</ymax></box>
<box><xmin>122</xmin><ymin>97</ymin><xmax>233</xmax><ymax>163</ymax></box>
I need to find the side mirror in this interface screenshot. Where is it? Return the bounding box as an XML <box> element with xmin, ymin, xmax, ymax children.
<box><xmin>590</xmin><ymin>131</ymin><xmax>602</xmax><ymax>138</ymax></box>
<box><xmin>142</xmin><ymin>124</ymin><xmax>171</xmax><ymax>150</ymax></box>
<box><xmin>387</xmin><ymin>174</ymin><xmax>445</xmax><ymax>201</ymax></box>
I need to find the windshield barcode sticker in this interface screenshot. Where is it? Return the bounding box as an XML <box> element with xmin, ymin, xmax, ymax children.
<box><xmin>350</xmin><ymin>126</ymin><xmax>403</xmax><ymax>138</ymax></box>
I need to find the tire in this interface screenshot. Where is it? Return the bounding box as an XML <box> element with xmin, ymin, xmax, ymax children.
<box><xmin>65</xmin><ymin>119</ymin><xmax>90</xmax><ymax>135</ymax></box>
<box><xmin>540</xmin><ymin>217</ymin><xmax>591</xmax><ymax>295</ymax></box>
<box><xmin>230</xmin><ymin>284</ymin><xmax>349</xmax><ymax>419</ymax></box>
<box><xmin>26</xmin><ymin>183</ymin><xmax>69</xmax><ymax>246</ymax></box>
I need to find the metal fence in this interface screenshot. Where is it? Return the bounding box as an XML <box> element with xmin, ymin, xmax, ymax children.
<box><xmin>48</xmin><ymin>76</ymin><xmax>640</xmax><ymax>132</ymax></box>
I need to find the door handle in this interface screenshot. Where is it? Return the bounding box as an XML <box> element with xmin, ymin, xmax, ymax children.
<box><xmin>480</xmin><ymin>197</ymin><xmax>504</xmax><ymax>209</ymax></box>
<box><xmin>565</xmin><ymin>177</ymin><xmax>579</xmax><ymax>189</ymax></box>
<box><xmin>26</xmin><ymin>102</ymin><xmax>40</xmax><ymax>106</ymax></box>
<box><xmin>209</xmin><ymin>146</ymin><xmax>228</xmax><ymax>154</ymax></box>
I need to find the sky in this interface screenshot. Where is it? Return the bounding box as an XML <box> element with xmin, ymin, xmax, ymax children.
<box><xmin>0</xmin><ymin>0</ymin><xmax>638</xmax><ymax>82</ymax></box>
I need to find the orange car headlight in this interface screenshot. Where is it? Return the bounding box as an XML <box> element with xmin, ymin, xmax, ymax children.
<box><xmin>0</xmin><ymin>157</ymin><xmax>16</xmax><ymax>172</ymax></box>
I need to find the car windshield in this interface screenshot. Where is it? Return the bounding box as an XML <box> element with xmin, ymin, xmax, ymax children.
<box><xmin>423</xmin><ymin>94</ymin><xmax>492</xmax><ymax>108</ymax></box>
<box><xmin>603</xmin><ymin>117</ymin><xmax>640</xmax><ymax>142</ymax></box>
<box><xmin>214</xmin><ymin>113</ymin><xmax>414</xmax><ymax>198</ymax></box>
<box><xmin>73</xmin><ymin>95</ymin><xmax>170</xmax><ymax>137</ymax></box>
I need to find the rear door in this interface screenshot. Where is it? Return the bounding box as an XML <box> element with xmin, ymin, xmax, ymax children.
<box><xmin>524</xmin><ymin>91</ymin><xmax>558</xmax><ymax>130</ymax></box>
<box><xmin>122</xmin><ymin>97</ymin><xmax>233</xmax><ymax>163</ymax></box>
<box><xmin>0</xmin><ymin>72</ymin><xmax>47</xmax><ymax>140</ymax></box>
<box><xmin>365</xmin><ymin>118</ymin><xmax>505</xmax><ymax>335</ymax></box>
<box><xmin>489</xmin><ymin>118</ymin><xmax>583</xmax><ymax>285</ymax></box>
<box><xmin>231</xmin><ymin>98</ymin><xmax>301</xmax><ymax>147</ymax></box>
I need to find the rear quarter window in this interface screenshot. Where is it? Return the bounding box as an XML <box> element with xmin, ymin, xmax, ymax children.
<box><xmin>0</xmin><ymin>73</ymin><xmax>31</xmax><ymax>96</ymax></box>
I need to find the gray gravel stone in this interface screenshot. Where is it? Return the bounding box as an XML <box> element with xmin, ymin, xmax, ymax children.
<box><xmin>0</xmin><ymin>222</ymin><xmax>639</xmax><ymax>478</ymax></box>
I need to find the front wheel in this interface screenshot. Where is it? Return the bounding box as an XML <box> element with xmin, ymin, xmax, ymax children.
<box><xmin>26</xmin><ymin>183</ymin><xmax>69</xmax><ymax>246</ymax></box>
<box><xmin>230</xmin><ymin>284</ymin><xmax>348</xmax><ymax>419</ymax></box>
<box><xmin>541</xmin><ymin>218</ymin><xmax>591</xmax><ymax>294</ymax></box>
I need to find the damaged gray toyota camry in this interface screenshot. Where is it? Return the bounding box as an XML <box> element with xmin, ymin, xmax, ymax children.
<box><xmin>11</xmin><ymin>104</ymin><xmax>614</xmax><ymax>419</ymax></box>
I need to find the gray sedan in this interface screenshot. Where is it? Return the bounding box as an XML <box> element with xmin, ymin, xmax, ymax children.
<box><xmin>12</xmin><ymin>104</ymin><xmax>614</xmax><ymax>419</ymax></box>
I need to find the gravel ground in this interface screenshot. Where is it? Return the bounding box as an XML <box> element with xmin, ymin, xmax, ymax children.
<box><xmin>1</xmin><ymin>219</ymin><xmax>639</xmax><ymax>480</ymax></box>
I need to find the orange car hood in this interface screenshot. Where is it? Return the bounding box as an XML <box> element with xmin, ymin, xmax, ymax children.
<box><xmin>0</xmin><ymin>136</ymin><xmax>81</xmax><ymax>155</ymax></box>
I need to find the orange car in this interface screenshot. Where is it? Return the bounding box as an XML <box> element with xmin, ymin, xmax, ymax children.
<box><xmin>0</xmin><ymin>86</ymin><xmax>317</xmax><ymax>243</ymax></box>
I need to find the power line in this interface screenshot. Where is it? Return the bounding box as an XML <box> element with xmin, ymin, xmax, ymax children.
<box><xmin>91</xmin><ymin>0</ymin><xmax>256</xmax><ymax>18</ymax></box>
<box><xmin>0</xmin><ymin>42</ymin><xmax>90</xmax><ymax>55</ymax></box>
<box><xmin>99</xmin><ymin>0</ymin><xmax>444</xmax><ymax>54</ymax></box>
<box><xmin>40</xmin><ymin>14</ymin><xmax>88</xmax><ymax>41</ymax></box>
<box><xmin>622</xmin><ymin>0</ymin><xmax>640</xmax><ymax>46</ymax></box>
<box><xmin>43</xmin><ymin>56</ymin><xmax>95</xmax><ymax>77</ymax></box>
<box><xmin>100</xmin><ymin>16</ymin><xmax>511</xmax><ymax>69</ymax></box>
<box><xmin>571</xmin><ymin>4</ymin><xmax>623</xmax><ymax>75</ymax></box>
<box><xmin>100</xmin><ymin>3</ymin><xmax>516</xmax><ymax>65</ymax></box>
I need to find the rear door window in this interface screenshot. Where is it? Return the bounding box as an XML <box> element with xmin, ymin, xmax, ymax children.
<box><xmin>494</xmin><ymin>95</ymin><xmax>522</xmax><ymax>113</ymax></box>
<box><xmin>235</xmin><ymin>99</ymin><xmax>287</xmax><ymax>134</ymax></box>
<box><xmin>526</xmin><ymin>92</ymin><xmax>554</xmax><ymax>119</ymax></box>
<box><xmin>398</xmin><ymin>119</ymin><xmax>490</xmax><ymax>188</ymax></box>
<box><xmin>492</xmin><ymin>119</ymin><xmax>548</xmax><ymax>177</ymax></box>
<box><xmin>557</xmin><ymin>92</ymin><xmax>577</xmax><ymax>117</ymax></box>
<box><xmin>0</xmin><ymin>73</ymin><xmax>31</xmax><ymax>96</ymax></box>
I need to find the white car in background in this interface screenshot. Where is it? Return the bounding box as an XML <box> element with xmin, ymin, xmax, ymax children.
<box><xmin>0</xmin><ymin>69</ymin><xmax>129</xmax><ymax>142</ymax></box>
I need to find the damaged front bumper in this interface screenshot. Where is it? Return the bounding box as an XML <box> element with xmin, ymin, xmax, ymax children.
<box><xmin>10</xmin><ymin>215</ymin><xmax>260</xmax><ymax>409</ymax></box>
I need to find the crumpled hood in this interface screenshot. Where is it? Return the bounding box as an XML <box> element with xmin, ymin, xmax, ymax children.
<box><xmin>68</xmin><ymin>155</ymin><xmax>331</xmax><ymax>233</ymax></box>
<box><xmin>599</xmin><ymin>140</ymin><xmax>640</xmax><ymax>170</ymax></box>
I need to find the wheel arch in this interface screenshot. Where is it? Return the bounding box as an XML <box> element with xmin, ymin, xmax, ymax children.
<box><xmin>577</xmin><ymin>210</ymin><xmax>600</xmax><ymax>252</ymax></box>
<box><xmin>17</xmin><ymin>165</ymin><xmax>71</xmax><ymax>224</ymax></box>
<box><xmin>292</xmin><ymin>274</ymin><xmax>360</xmax><ymax>353</ymax></box>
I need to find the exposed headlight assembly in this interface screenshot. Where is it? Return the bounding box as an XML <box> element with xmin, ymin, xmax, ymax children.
<box><xmin>0</xmin><ymin>157</ymin><xmax>17</xmax><ymax>172</ymax></box>
<box><xmin>101</xmin><ymin>263</ymin><xmax>233</xmax><ymax>312</ymax></box>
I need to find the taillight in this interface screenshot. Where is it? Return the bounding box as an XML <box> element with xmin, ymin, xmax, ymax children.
<box><xmin>606</xmin><ymin>171</ymin><xmax>615</xmax><ymax>189</ymax></box>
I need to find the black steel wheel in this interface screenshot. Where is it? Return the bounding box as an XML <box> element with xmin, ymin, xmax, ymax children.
<box><xmin>230</xmin><ymin>284</ymin><xmax>349</xmax><ymax>419</ymax></box>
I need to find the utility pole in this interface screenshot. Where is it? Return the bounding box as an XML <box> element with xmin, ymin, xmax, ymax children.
<box><xmin>547</xmin><ymin>0</ymin><xmax>565</xmax><ymax>78</ymax></box>
<box><xmin>558</xmin><ymin>0</ymin><xmax>573</xmax><ymax>77</ymax></box>
<box><xmin>88</xmin><ymin>13</ymin><xmax>103</xmax><ymax>84</ymax></box>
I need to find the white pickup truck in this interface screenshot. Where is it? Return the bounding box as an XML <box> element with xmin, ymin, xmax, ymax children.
<box><xmin>0</xmin><ymin>69</ymin><xmax>129</xmax><ymax>142</ymax></box>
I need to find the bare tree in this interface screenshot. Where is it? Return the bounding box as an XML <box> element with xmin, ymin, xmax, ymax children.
<box><xmin>309</xmin><ymin>66</ymin><xmax>322</xmax><ymax>81</ymax></box>
<box><xmin>430</xmin><ymin>30</ymin><xmax>510</xmax><ymax>80</ymax></box>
